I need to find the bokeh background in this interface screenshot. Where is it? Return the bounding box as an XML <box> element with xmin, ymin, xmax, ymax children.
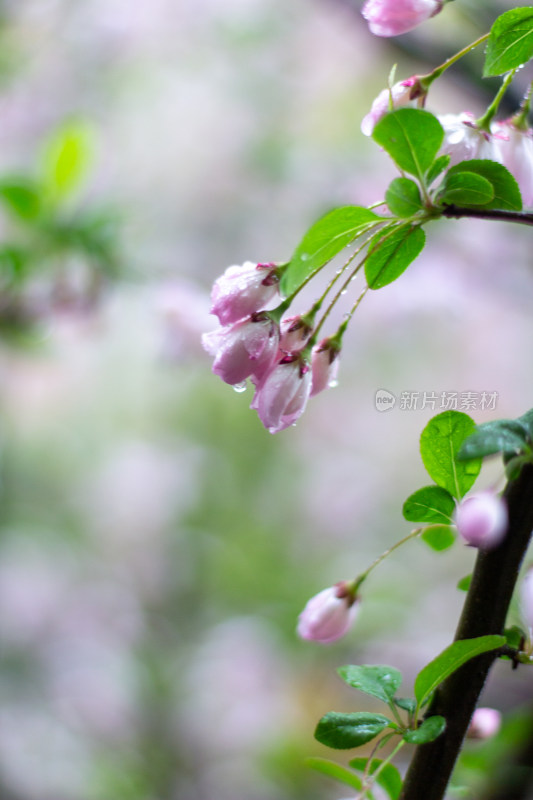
<box><xmin>0</xmin><ymin>1</ymin><xmax>532</xmax><ymax>799</ymax></box>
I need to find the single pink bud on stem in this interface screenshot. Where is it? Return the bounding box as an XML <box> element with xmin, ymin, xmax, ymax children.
<box><xmin>454</xmin><ymin>492</ymin><xmax>508</xmax><ymax>550</ymax></box>
<box><xmin>362</xmin><ymin>0</ymin><xmax>444</xmax><ymax>38</ymax></box>
<box><xmin>297</xmin><ymin>581</ymin><xmax>360</xmax><ymax>644</ymax></box>
<box><xmin>467</xmin><ymin>707</ymin><xmax>502</xmax><ymax>740</ymax></box>
<box><xmin>210</xmin><ymin>261</ymin><xmax>280</xmax><ymax>326</ymax></box>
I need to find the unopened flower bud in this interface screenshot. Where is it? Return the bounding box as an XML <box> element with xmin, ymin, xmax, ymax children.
<box><xmin>454</xmin><ymin>492</ymin><xmax>508</xmax><ymax>550</ymax></box>
<box><xmin>310</xmin><ymin>337</ymin><xmax>341</xmax><ymax>396</ymax></box>
<box><xmin>251</xmin><ymin>354</ymin><xmax>312</xmax><ymax>434</ymax></box>
<box><xmin>361</xmin><ymin>78</ymin><xmax>424</xmax><ymax>137</ymax></box>
<box><xmin>467</xmin><ymin>708</ymin><xmax>502</xmax><ymax>740</ymax></box>
<box><xmin>202</xmin><ymin>313</ymin><xmax>279</xmax><ymax>385</ymax></box>
<box><xmin>362</xmin><ymin>0</ymin><xmax>443</xmax><ymax>38</ymax></box>
<box><xmin>210</xmin><ymin>261</ymin><xmax>280</xmax><ymax>326</ymax></box>
<box><xmin>297</xmin><ymin>582</ymin><xmax>359</xmax><ymax>644</ymax></box>
<box><xmin>279</xmin><ymin>315</ymin><xmax>313</xmax><ymax>353</ymax></box>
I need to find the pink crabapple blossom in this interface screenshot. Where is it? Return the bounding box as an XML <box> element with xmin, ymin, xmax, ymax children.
<box><xmin>467</xmin><ymin>708</ymin><xmax>502</xmax><ymax>740</ymax></box>
<box><xmin>251</xmin><ymin>354</ymin><xmax>312</xmax><ymax>434</ymax></box>
<box><xmin>520</xmin><ymin>566</ymin><xmax>533</xmax><ymax>633</ymax></box>
<box><xmin>492</xmin><ymin>121</ymin><xmax>533</xmax><ymax>207</ymax></box>
<box><xmin>210</xmin><ymin>261</ymin><xmax>280</xmax><ymax>326</ymax></box>
<box><xmin>297</xmin><ymin>582</ymin><xmax>360</xmax><ymax>644</ymax></box>
<box><xmin>361</xmin><ymin>77</ymin><xmax>424</xmax><ymax>136</ymax></box>
<box><xmin>202</xmin><ymin>312</ymin><xmax>279</xmax><ymax>386</ymax></box>
<box><xmin>310</xmin><ymin>338</ymin><xmax>341</xmax><ymax>397</ymax></box>
<box><xmin>454</xmin><ymin>491</ymin><xmax>508</xmax><ymax>550</ymax></box>
<box><xmin>278</xmin><ymin>315</ymin><xmax>313</xmax><ymax>354</ymax></box>
<box><xmin>362</xmin><ymin>0</ymin><xmax>443</xmax><ymax>38</ymax></box>
<box><xmin>438</xmin><ymin>112</ymin><xmax>504</xmax><ymax>165</ymax></box>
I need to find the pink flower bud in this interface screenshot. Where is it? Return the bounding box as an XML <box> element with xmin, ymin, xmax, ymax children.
<box><xmin>361</xmin><ymin>78</ymin><xmax>423</xmax><ymax>137</ymax></box>
<box><xmin>454</xmin><ymin>492</ymin><xmax>508</xmax><ymax>550</ymax></box>
<box><xmin>202</xmin><ymin>313</ymin><xmax>279</xmax><ymax>386</ymax></box>
<box><xmin>297</xmin><ymin>583</ymin><xmax>359</xmax><ymax>644</ymax></box>
<box><xmin>279</xmin><ymin>315</ymin><xmax>313</xmax><ymax>354</ymax></box>
<box><xmin>439</xmin><ymin>112</ymin><xmax>504</xmax><ymax>166</ymax></box>
<box><xmin>520</xmin><ymin>566</ymin><xmax>533</xmax><ymax>632</ymax></box>
<box><xmin>310</xmin><ymin>338</ymin><xmax>341</xmax><ymax>397</ymax></box>
<box><xmin>467</xmin><ymin>708</ymin><xmax>502</xmax><ymax>740</ymax></box>
<box><xmin>210</xmin><ymin>262</ymin><xmax>280</xmax><ymax>326</ymax></box>
<box><xmin>362</xmin><ymin>0</ymin><xmax>443</xmax><ymax>37</ymax></box>
<box><xmin>492</xmin><ymin>121</ymin><xmax>533</xmax><ymax>208</ymax></box>
<box><xmin>251</xmin><ymin>355</ymin><xmax>312</xmax><ymax>434</ymax></box>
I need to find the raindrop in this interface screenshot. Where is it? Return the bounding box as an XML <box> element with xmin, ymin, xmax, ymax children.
<box><xmin>328</xmin><ymin>379</ymin><xmax>339</xmax><ymax>389</ymax></box>
<box><xmin>341</xmin><ymin>289</ymin><xmax>347</xmax><ymax>296</ymax></box>
<box><xmin>232</xmin><ymin>381</ymin><xmax>247</xmax><ymax>393</ymax></box>
<box><xmin>301</xmin><ymin>253</ymin><xmax>310</xmax><ymax>261</ymax></box>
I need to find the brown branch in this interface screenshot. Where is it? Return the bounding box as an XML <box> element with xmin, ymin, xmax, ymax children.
<box><xmin>441</xmin><ymin>206</ymin><xmax>533</xmax><ymax>226</ymax></box>
<box><xmin>399</xmin><ymin>464</ymin><xmax>533</xmax><ymax>800</ymax></box>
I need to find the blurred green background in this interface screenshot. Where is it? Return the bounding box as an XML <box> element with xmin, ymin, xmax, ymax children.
<box><xmin>0</xmin><ymin>1</ymin><xmax>532</xmax><ymax>798</ymax></box>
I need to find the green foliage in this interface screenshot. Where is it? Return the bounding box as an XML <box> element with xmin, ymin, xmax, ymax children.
<box><xmin>458</xmin><ymin>414</ymin><xmax>533</xmax><ymax>461</ymax></box>
<box><xmin>365</xmin><ymin>224</ymin><xmax>425</xmax><ymax>290</ymax></box>
<box><xmin>414</xmin><ymin>636</ymin><xmax>505</xmax><ymax>708</ymax></box>
<box><xmin>306</xmin><ymin>757</ymin><xmax>363</xmax><ymax>791</ymax></box>
<box><xmin>457</xmin><ymin>574</ymin><xmax>472</xmax><ymax>592</ymax></box>
<box><xmin>443</xmin><ymin>160</ymin><xmax>522</xmax><ymax>212</ymax></box>
<box><xmin>484</xmin><ymin>7</ymin><xmax>533</xmax><ymax>76</ymax></box>
<box><xmin>0</xmin><ymin>176</ymin><xmax>42</xmax><ymax>220</ymax></box>
<box><xmin>437</xmin><ymin>171</ymin><xmax>494</xmax><ymax>207</ymax></box>
<box><xmin>42</xmin><ymin>120</ymin><xmax>95</xmax><ymax>200</ymax></box>
<box><xmin>338</xmin><ymin>664</ymin><xmax>402</xmax><ymax>704</ymax></box>
<box><xmin>314</xmin><ymin>712</ymin><xmax>393</xmax><ymax>750</ymax></box>
<box><xmin>402</xmin><ymin>485</ymin><xmax>455</xmax><ymax>524</ymax></box>
<box><xmin>403</xmin><ymin>715</ymin><xmax>446</xmax><ymax>744</ymax></box>
<box><xmin>349</xmin><ymin>758</ymin><xmax>402</xmax><ymax>799</ymax></box>
<box><xmin>419</xmin><ymin>411</ymin><xmax>481</xmax><ymax>499</ymax></box>
<box><xmin>280</xmin><ymin>206</ymin><xmax>382</xmax><ymax>295</ymax></box>
<box><xmin>385</xmin><ymin>178</ymin><xmax>423</xmax><ymax>218</ymax></box>
<box><xmin>420</xmin><ymin>525</ymin><xmax>456</xmax><ymax>552</ymax></box>
<box><xmin>372</xmin><ymin>109</ymin><xmax>444</xmax><ymax>183</ymax></box>
<box><xmin>426</xmin><ymin>155</ymin><xmax>451</xmax><ymax>187</ymax></box>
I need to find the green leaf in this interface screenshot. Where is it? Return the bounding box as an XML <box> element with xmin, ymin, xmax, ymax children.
<box><xmin>457</xmin><ymin>574</ymin><xmax>472</xmax><ymax>592</ymax></box>
<box><xmin>426</xmin><ymin>154</ymin><xmax>450</xmax><ymax>186</ymax></box>
<box><xmin>444</xmin><ymin>160</ymin><xmax>522</xmax><ymax>211</ymax></box>
<box><xmin>306</xmin><ymin>757</ymin><xmax>362</xmax><ymax>791</ymax></box>
<box><xmin>437</xmin><ymin>171</ymin><xmax>494</xmax><ymax>207</ymax></box>
<box><xmin>365</xmin><ymin>224</ymin><xmax>425</xmax><ymax>290</ymax></box>
<box><xmin>373</xmin><ymin>109</ymin><xmax>444</xmax><ymax>181</ymax></box>
<box><xmin>314</xmin><ymin>712</ymin><xmax>392</xmax><ymax>750</ymax></box>
<box><xmin>404</xmin><ymin>716</ymin><xmax>446</xmax><ymax>744</ymax></box>
<box><xmin>281</xmin><ymin>206</ymin><xmax>382</xmax><ymax>295</ymax></box>
<box><xmin>421</xmin><ymin>525</ymin><xmax>456</xmax><ymax>552</ymax></box>
<box><xmin>338</xmin><ymin>665</ymin><xmax>402</xmax><ymax>704</ymax></box>
<box><xmin>394</xmin><ymin>697</ymin><xmax>417</xmax><ymax>715</ymax></box>
<box><xmin>42</xmin><ymin>120</ymin><xmax>95</xmax><ymax>198</ymax></box>
<box><xmin>458</xmin><ymin>419</ymin><xmax>530</xmax><ymax>460</ymax></box>
<box><xmin>504</xmin><ymin>625</ymin><xmax>525</xmax><ymax>651</ymax></box>
<box><xmin>0</xmin><ymin>177</ymin><xmax>42</xmax><ymax>220</ymax></box>
<box><xmin>484</xmin><ymin>7</ymin><xmax>533</xmax><ymax>77</ymax></box>
<box><xmin>414</xmin><ymin>635</ymin><xmax>506</xmax><ymax>707</ymax></box>
<box><xmin>349</xmin><ymin>758</ymin><xmax>402</xmax><ymax>800</ymax></box>
<box><xmin>385</xmin><ymin>178</ymin><xmax>423</xmax><ymax>218</ymax></box>
<box><xmin>419</xmin><ymin>411</ymin><xmax>482</xmax><ymax>499</ymax></box>
<box><xmin>403</xmin><ymin>485</ymin><xmax>455</xmax><ymax>524</ymax></box>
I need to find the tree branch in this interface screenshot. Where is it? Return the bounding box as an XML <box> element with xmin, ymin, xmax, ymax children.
<box><xmin>399</xmin><ymin>464</ymin><xmax>533</xmax><ymax>800</ymax></box>
<box><xmin>441</xmin><ymin>206</ymin><xmax>533</xmax><ymax>226</ymax></box>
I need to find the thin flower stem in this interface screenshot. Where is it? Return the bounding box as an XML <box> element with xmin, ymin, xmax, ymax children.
<box><xmin>476</xmin><ymin>69</ymin><xmax>517</xmax><ymax>131</ymax></box>
<box><xmin>354</xmin><ymin>528</ymin><xmax>423</xmax><ymax>591</ymax></box>
<box><xmin>421</xmin><ymin>32</ymin><xmax>490</xmax><ymax>87</ymax></box>
<box><xmin>358</xmin><ymin>737</ymin><xmax>406</xmax><ymax>799</ymax></box>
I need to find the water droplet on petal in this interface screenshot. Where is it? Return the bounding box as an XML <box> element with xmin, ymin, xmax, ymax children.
<box><xmin>233</xmin><ymin>381</ymin><xmax>247</xmax><ymax>393</ymax></box>
<box><xmin>328</xmin><ymin>379</ymin><xmax>339</xmax><ymax>389</ymax></box>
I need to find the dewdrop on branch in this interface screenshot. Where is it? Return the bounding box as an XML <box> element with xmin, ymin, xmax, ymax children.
<box><xmin>454</xmin><ymin>492</ymin><xmax>508</xmax><ymax>550</ymax></box>
<box><xmin>362</xmin><ymin>0</ymin><xmax>444</xmax><ymax>38</ymax></box>
<box><xmin>297</xmin><ymin>582</ymin><xmax>360</xmax><ymax>644</ymax></box>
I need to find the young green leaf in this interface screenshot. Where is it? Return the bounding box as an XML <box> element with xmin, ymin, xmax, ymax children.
<box><xmin>419</xmin><ymin>411</ymin><xmax>482</xmax><ymax>499</ymax></box>
<box><xmin>395</xmin><ymin>697</ymin><xmax>417</xmax><ymax>715</ymax></box>
<box><xmin>457</xmin><ymin>574</ymin><xmax>472</xmax><ymax>592</ymax></box>
<box><xmin>314</xmin><ymin>711</ymin><xmax>392</xmax><ymax>750</ymax></box>
<box><xmin>0</xmin><ymin>177</ymin><xmax>42</xmax><ymax>220</ymax></box>
<box><xmin>373</xmin><ymin>109</ymin><xmax>444</xmax><ymax>181</ymax></box>
<box><xmin>42</xmin><ymin>121</ymin><xmax>95</xmax><ymax>199</ymax></box>
<box><xmin>338</xmin><ymin>664</ymin><xmax>402</xmax><ymax>704</ymax></box>
<box><xmin>414</xmin><ymin>635</ymin><xmax>506</xmax><ymax>708</ymax></box>
<box><xmin>421</xmin><ymin>525</ymin><xmax>456</xmax><ymax>552</ymax></box>
<box><xmin>437</xmin><ymin>171</ymin><xmax>494</xmax><ymax>207</ymax></box>
<box><xmin>306</xmin><ymin>757</ymin><xmax>363</xmax><ymax>791</ymax></box>
<box><xmin>365</xmin><ymin>224</ymin><xmax>425</xmax><ymax>290</ymax></box>
<box><xmin>458</xmin><ymin>419</ymin><xmax>530</xmax><ymax>460</ymax></box>
<box><xmin>281</xmin><ymin>206</ymin><xmax>383</xmax><ymax>295</ymax></box>
<box><xmin>484</xmin><ymin>7</ymin><xmax>533</xmax><ymax>77</ymax></box>
<box><xmin>403</xmin><ymin>485</ymin><xmax>455</xmax><ymax>524</ymax></box>
<box><xmin>404</xmin><ymin>715</ymin><xmax>446</xmax><ymax>744</ymax></box>
<box><xmin>504</xmin><ymin>625</ymin><xmax>525</xmax><ymax>651</ymax></box>
<box><xmin>349</xmin><ymin>758</ymin><xmax>402</xmax><ymax>800</ymax></box>
<box><xmin>385</xmin><ymin>178</ymin><xmax>423</xmax><ymax>218</ymax></box>
<box><xmin>444</xmin><ymin>160</ymin><xmax>522</xmax><ymax>211</ymax></box>
<box><xmin>426</xmin><ymin>154</ymin><xmax>450</xmax><ymax>186</ymax></box>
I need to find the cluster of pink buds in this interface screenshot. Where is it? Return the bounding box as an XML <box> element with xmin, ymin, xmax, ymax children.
<box><xmin>297</xmin><ymin>581</ymin><xmax>360</xmax><ymax>644</ymax></box>
<box><xmin>454</xmin><ymin>491</ymin><xmax>508</xmax><ymax>550</ymax></box>
<box><xmin>202</xmin><ymin>262</ymin><xmax>342</xmax><ymax>433</ymax></box>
